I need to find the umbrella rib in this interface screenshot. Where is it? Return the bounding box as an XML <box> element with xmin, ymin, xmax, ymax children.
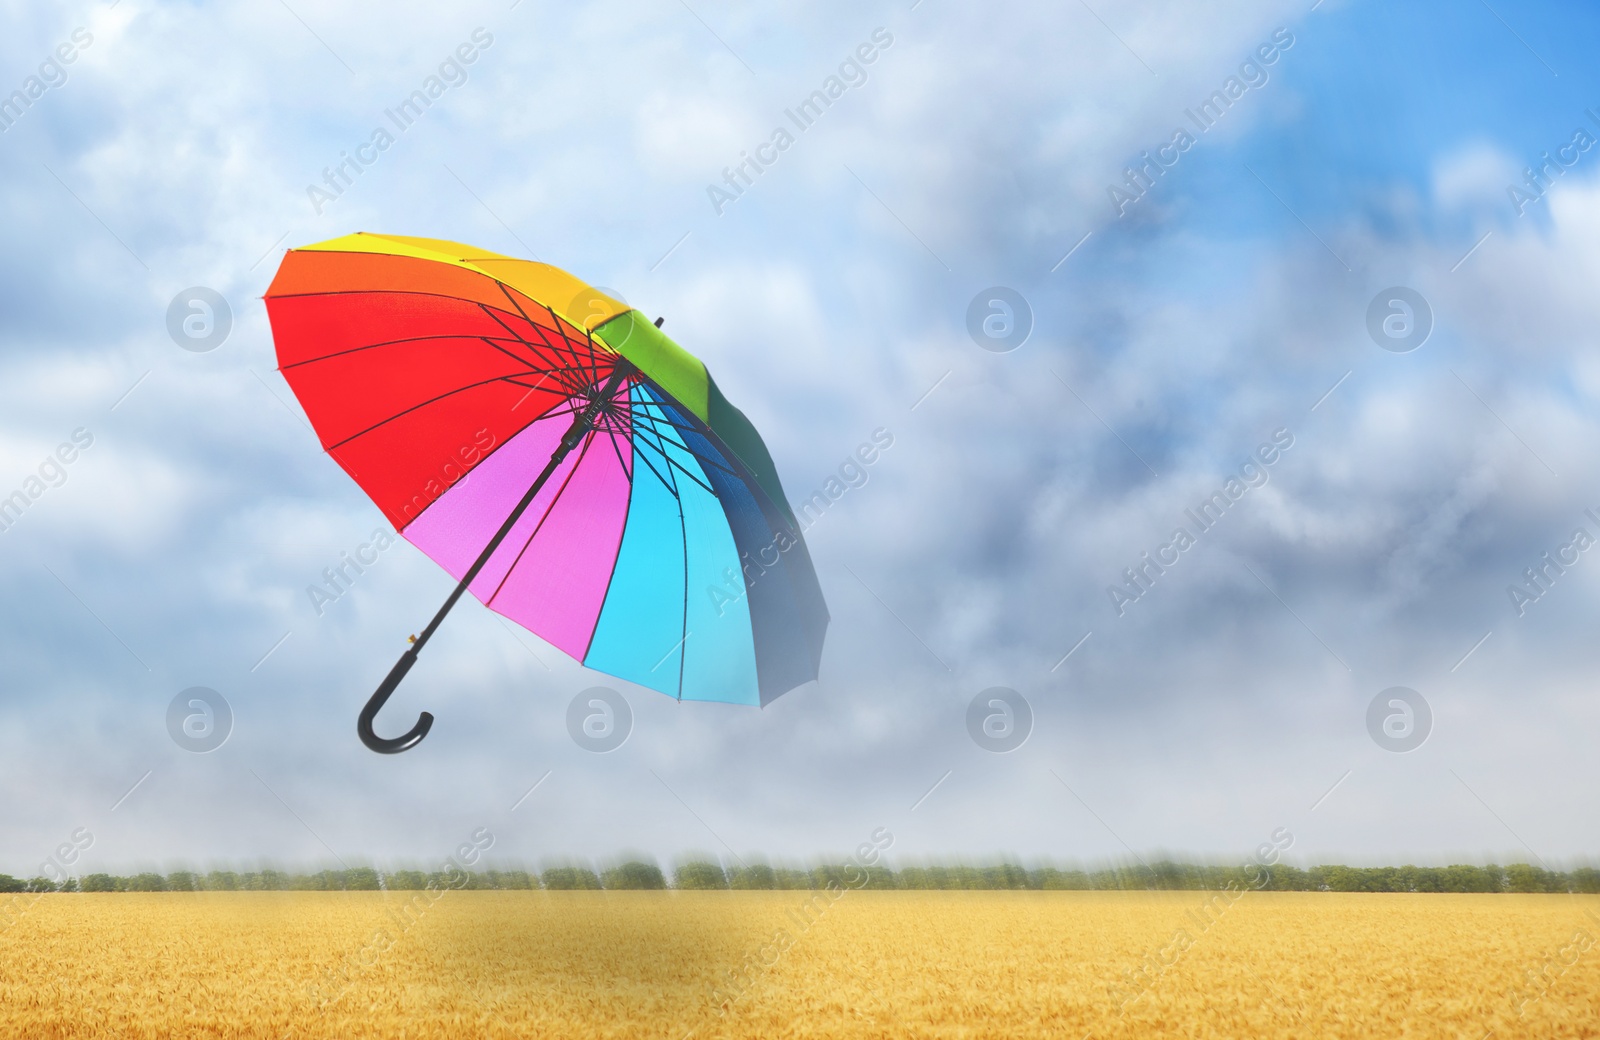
<box><xmin>624</xmin><ymin>389</ymin><xmax>691</xmax><ymax>500</ymax></box>
<box><xmin>279</xmin><ymin>330</ymin><xmax>555</xmax><ymax>373</ymax></box>
<box><xmin>583</xmin><ymin>323</ymin><xmax>619</xmax><ymax>403</ymax></box>
<box><xmin>475</xmin><ymin>337</ymin><xmax>586</xmax><ymax>396</ymax></box>
<box><xmin>325</xmin><ymin>369</ymin><xmax>554</xmax><ymax>451</ymax></box>
<box><xmin>548</xmin><ymin>300</ymin><xmax>603</xmax><ymax>392</ymax></box>
<box><xmin>268</xmin><ymin>287</ymin><xmax>529</xmax><ymax>305</ymax></box>
<box><xmin>626</xmin><ymin>399</ymin><xmax>691</xmax><ymax>701</ymax></box>
<box><xmin>631</xmin><ymin>406</ymin><xmax>739</xmax><ymax>484</ymax></box>
<box><xmin>582</xmin><ymin>323</ymin><xmax>605</xmax><ymax>392</ymax></box>
<box><xmin>495</xmin><ymin>285</ymin><xmax>610</xmax><ymax>384</ymax></box>
<box><xmin>641</xmin><ymin>406</ymin><xmax>731</xmax><ymax>491</ymax></box>
<box><xmin>488</xmin><ymin>275</ymin><xmax>614</xmax><ymax>383</ymax></box>
<box><xmin>600</xmin><ymin>419</ymin><xmax>634</xmax><ymax>482</ymax></box>
<box><xmin>502</xmin><ymin>376</ymin><xmax>571</xmax><ymax>394</ymax></box>
<box><xmin>577</xmin><ymin>423</ymin><xmax>638</xmax><ymax>663</ymax></box>
<box><xmin>631</xmin><ymin>407</ymin><xmax>711</xmax><ymax>439</ymax></box>
<box><xmin>549</xmin><ymin>293</ymin><xmax>610</xmax><ymax>395</ymax></box>
<box><xmin>490</xmin><ymin>281</ymin><xmax>547</xmax><ymax>336</ymax></box>
<box><xmin>630</xmin><ymin>416</ymin><xmax>717</xmax><ymax>497</ymax></box>
<box><xmin>627</xmin><ymin>387</ymin><xmax>729</xmax><ymax>700</ymax></box>
<box><xmin>505</xmin><ymin>398</ymin><xmax>588</xmax><ymax>422</ymax></box>
<box><xmin>626</xmin><ymin>426</ymin><xmax>680</xmax><ymax>500</ymax></box>
<box><xmin>673</xmin><ymin>456</ymin><xmax>690</xmax><ymax>701</ymax></box>
<box><xmin>636</xmin><ymin>429</ymin><xmax>722</xmax><ymax>491</ymax></box>
<box><xmin>594</xmin><ymin>383</ymin><xmax>635</xmax><ymax>482</ymax></box>
<box><xmin>640</xmin><ymin>414</ymin><xmax>739</xmax><ymax>474</ymax></box>
<box><xmin>499</xmin><ymin>364</ymin><xmax>585</xmax><ymax>401</ymax></box>
<box><xmin>480</xmin><ymin>288</ymin><xmax>614</xmax><ymax>405</ymax></box>
<box><xmin>272</xmin><ymin>287</ymin><xmax>590</xmax><ymax>369</ymax></box>
<box><xmin>477</xmin><ymin>299</ymin><xmax>592</xmax><ymax>372</ymax></box>
<box><xmin>623</xmin><ymin>376</ymin><xmax>742</xmax><ymax>477</ymax></box>
<box><xmin>473</xmin><ymin>305</ymin><xmax>594</xmax><ymax>396</ymax></box>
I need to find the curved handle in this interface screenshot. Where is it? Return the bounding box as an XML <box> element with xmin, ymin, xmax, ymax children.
<box><xmin>352</xmin><ymin>362</ymin><xmax>636</xmax><ymax>755</ymax></box>
<box><xmin>358</xmin><ymin>649</ymin><xmax>434</xmax><ymax>754</ymax></box>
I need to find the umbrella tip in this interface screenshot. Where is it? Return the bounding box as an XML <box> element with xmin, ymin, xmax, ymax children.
<box><xmin>653</xmin><ymin>316</ymin><xmax>664</xmax><ymax>328</ymax></box>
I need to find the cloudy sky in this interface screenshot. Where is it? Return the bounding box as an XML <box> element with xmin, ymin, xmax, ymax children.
<box><xmin>2</xmin><ymin>0</ymin><xmax>1599</xmax><ymax>878</ymax></box>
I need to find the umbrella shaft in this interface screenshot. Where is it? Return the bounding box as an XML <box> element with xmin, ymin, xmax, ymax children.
<box><xmin>410</xmin><ymin>360</ymin><xmax>633</xmax><ymax>654</ymax></box>
<box><xmin>413</xmin><ymin>433</ymin><xmax>572</xmax><ymax>650</ymax></box>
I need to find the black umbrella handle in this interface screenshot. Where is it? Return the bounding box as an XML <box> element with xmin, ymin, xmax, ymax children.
<box><xmin>359</xmin><ymin>649</ymin><xmax>432</xmax><ymax>754</ymax></box>
<box><xmin>356</xmin><ymin>357</ymin><xmax>636</xmax><ymax>754</ymax></box>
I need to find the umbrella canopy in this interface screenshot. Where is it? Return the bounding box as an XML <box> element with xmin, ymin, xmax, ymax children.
<box><xmin>264</xmin><ymin>233</ymin><xmax>827</xmax><ymax>715</ymax></box>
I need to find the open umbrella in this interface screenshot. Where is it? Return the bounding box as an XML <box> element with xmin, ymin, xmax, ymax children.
<box><xmin>264</xmin><ymin>233</ymin><xmax>828</xmax><ymax>753</ymax></box>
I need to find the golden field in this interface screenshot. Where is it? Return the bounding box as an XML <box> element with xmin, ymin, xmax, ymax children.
<box><xmin>1</xmin><ymin>890</ymin><xmax>1598</xmax><ymax>1038</ymax></box>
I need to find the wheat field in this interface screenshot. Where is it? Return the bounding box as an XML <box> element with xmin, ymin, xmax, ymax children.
<box><xmin>1</xmin><ymin>891</ymin><xmax>1597</xmax><ymax>1038</ymax></box>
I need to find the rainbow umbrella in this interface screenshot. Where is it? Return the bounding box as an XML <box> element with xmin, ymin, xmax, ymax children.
<box><xmin>264</xmin><ymin>233</ymin><xmax>828</xmax><ymax>753</ymax></box>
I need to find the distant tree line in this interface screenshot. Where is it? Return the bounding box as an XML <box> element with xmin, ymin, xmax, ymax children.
<box><xmin>3</xmin><ymin>860</ymin><xmax>1597</xmax><ymax>894</ymax></box>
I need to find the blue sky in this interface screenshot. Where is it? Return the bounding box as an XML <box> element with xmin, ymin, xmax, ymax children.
<box><xmin>2</xmin><ymin>0</ymin><xmax>1599</xmax><ymax>877</ymax></box>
